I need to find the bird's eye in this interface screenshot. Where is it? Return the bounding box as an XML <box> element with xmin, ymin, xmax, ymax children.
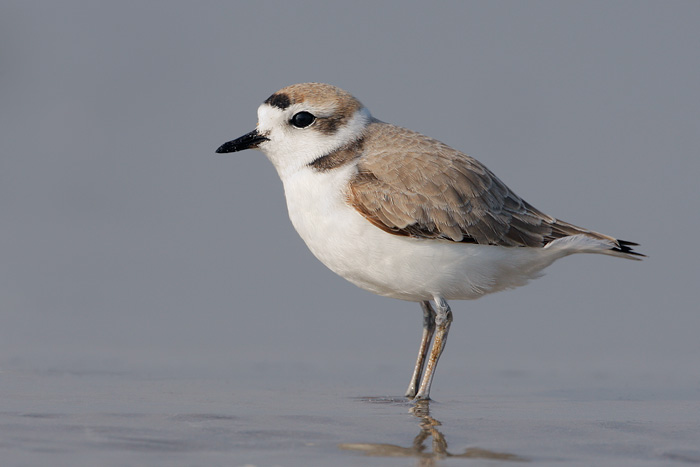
<box><xmin>290</xmin><ymin>111</ymin><xmax>315</xmax><ymax>128</ymax></box>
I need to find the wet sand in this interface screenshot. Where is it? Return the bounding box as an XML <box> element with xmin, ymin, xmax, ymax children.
<box><xmin>2</xmin><ymin>362</ymin><xmax>698</xmax><ymax>466</ymax></box>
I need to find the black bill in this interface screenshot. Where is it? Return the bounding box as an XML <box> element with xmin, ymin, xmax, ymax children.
<box><xmin>216</xmin><ymin>129</ymin><xmax>269</xmax><ymax>153</ymax></box>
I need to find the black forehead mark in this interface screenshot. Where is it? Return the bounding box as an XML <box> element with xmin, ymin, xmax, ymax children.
<box><xmin>264</xmin><ymin>92</ymin><xmax>291</xmax><ymax>110</ymax></box>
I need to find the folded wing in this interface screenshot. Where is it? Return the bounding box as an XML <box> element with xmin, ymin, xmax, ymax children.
<box><xmin>347</xmin><ymin>123</ymin><xmax>643</xmax><ymax>258</ymax></box>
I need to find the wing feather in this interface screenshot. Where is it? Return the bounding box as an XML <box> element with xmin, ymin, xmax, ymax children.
<box><xmin>347</xmin><ymin>122</ymin><xmax>622</xmax><ymax>249</ymax></box>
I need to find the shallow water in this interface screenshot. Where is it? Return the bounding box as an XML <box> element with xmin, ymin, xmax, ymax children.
<box><xmin>2</xmin><ymin>362</ymin><xmax>698</xmax><ymax>466</ymax></box>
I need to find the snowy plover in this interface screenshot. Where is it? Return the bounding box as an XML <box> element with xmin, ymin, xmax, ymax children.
<box><xmin>216</xmin><ymin>83</ymin><xmax>643</xmax><ymax>400</ymax></box>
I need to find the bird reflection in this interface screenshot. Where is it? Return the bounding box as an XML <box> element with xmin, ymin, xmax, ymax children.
<box><xmin>339</xmin><ymin>399</ymin><xmax>526</xmax><ymax>464</ymax></box>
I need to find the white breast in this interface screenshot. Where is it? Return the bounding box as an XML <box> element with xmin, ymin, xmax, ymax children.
<box><xmin>279</xmin><ymin>166</ymin><xmax>572</xmax><ymax>302</ymax></box>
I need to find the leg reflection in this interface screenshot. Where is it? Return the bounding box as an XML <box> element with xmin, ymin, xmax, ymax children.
<box><xmin>339</xmin><ymin>400</ymin><xmax>526</xmax><ymax>464</ymax></box>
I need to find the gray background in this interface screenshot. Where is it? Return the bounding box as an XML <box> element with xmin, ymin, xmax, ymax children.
<box><xmin>1</xmin><ymin>1</ymin><xmax>699</xmax><ymax>465</ymax></box>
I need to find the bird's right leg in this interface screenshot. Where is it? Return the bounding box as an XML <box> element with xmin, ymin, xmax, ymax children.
<box><xmin>405</xmin><ymin>301</ymin><xmax>436</xmax><ymax>398</ymax></box>
<box><xmin>414</xmin><ymin>297</ymin><xmax>453</xmax><ymax>400</ymax></box>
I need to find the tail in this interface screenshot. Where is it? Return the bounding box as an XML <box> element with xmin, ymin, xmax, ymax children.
<box><xmin>545</xmin><ymin>233</ymin><xmax>645</xmax><ymax>260</ymax></box>
<box><xmin>517</xmin><ymin>201</ymin><xmax>644</xmax><ymax>260</ymax></box>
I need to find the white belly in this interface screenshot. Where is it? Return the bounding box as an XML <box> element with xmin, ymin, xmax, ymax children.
<box><xmin>281</xmin><ymin>167</ymin><xmax>569</xmax><ymax>302</ymax></box>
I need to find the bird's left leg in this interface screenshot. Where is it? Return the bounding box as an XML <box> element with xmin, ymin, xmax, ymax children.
<box><xmin>414</xmin><ymin>297</ymin><xmax>453</xmax><ymax>400</ymax></box>
<box><xmin>405</xmin><ymin>301</ymin><xmax>436</xmax><ymax>398</ymax></box>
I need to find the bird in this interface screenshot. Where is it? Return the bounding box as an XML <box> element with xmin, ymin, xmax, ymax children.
<box><xmin>216</xmin><ymin>83</ymin><xmax>643</xmax><ymax>400</ymax></box>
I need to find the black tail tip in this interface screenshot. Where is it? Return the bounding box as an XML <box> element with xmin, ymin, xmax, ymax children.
<box><xmin>614</xmin><ymin>239</ymin><xmax>646</xmax><ymax>257</ymax></box>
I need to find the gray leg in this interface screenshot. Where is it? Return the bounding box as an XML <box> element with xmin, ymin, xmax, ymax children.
<box><xmin>414</xmin><ymin>297</ymin><xmax>453</xmax><ymax>400</ymax></box>
<box><xmin>405</xmin><ymin>301</ymin><xmax>436</xmax><ymax>398</ymax></box>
